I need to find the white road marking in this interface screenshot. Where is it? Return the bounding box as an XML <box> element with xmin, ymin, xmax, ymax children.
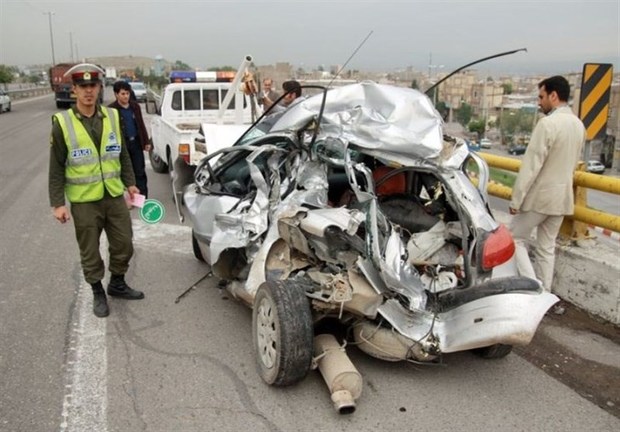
<box><xmin>132</xmin><ymin>219</ymin><xmax>192</xmax><ymax>255</ymax></box>
<box><xmin>59</xmin><ymin>222</ymin><xmax>191</xmax><ymax>431</ymax></box>
<box><xmin>60</xmin><ymin>274</ymin><xmax>108</xmax><ymax>432</ymax></box>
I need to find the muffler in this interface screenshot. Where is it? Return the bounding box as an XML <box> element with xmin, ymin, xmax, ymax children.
<box><xmin>313</xmin><ymin>334</ymin><xmax>362</xmax><ymax>414</ymax></box>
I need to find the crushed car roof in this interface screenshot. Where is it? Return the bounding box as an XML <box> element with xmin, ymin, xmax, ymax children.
<box><xmin>269</xmin><ymin>81</ymin><xmax>446</xmax><ymax>160</ymax></box>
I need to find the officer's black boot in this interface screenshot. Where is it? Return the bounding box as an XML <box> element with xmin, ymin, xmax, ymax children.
<box><xmin>91</xmin><ymin>281</ymin><xmax>110</xmax><ymax>318</ymax></box>
<box><xmin>107</xmin><ymin>274</ymin><xmax>145</xmax><ymax>300</ymax></box>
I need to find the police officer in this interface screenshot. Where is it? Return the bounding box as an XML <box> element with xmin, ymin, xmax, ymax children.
<box><xmin>48</xmin><ymin>63</ymin><xmax>144</xmax><ymax>318</ymax></box>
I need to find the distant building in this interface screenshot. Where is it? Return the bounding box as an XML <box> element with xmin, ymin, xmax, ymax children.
<box><xmin>84</xmin><ymin>55</ymin><xmax>173</xmax><ymax>79</ymax></box>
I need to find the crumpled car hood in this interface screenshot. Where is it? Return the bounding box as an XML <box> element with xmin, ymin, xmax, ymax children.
<box><xmin>270</xmin><ymin>81</ymin><xmax>445</xmax><ymax>160</ymax></box>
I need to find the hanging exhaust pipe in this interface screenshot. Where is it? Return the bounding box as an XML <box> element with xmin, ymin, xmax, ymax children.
<box><xmin>314</xmin><ymin>334</ymin><xmax>362</xmax><ymax>414</ymax></box>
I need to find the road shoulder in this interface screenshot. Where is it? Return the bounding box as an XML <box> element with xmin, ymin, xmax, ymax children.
<box><xmin>515</xmin><ymin>303</ymin><xmax>620</xmax><ymax>418</ymax></box>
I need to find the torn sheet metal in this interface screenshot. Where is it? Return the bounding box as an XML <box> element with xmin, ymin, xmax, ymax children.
<box><xmin>378</xmin><ymin>227</ymin><xmax>427</xmax><ymax>311</ymax></box>
<box><xmin>271</xmin><ymin>82</ymin><xmax>444</xmax><ymax>161</ymax></box>
<box><xmin>209</xmin><ymin>145</ymin><xmax>283</xmax><ymax>264</ymax></box>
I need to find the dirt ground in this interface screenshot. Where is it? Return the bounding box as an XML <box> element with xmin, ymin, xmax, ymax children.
<box><xmin>514</xmin><ymin>303</ymin><xmax>620</xmax><ymax>419</ymax></box>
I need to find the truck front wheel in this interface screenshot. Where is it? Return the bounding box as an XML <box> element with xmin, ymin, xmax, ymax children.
<box><xmin>149</xmin><ymin>149</ymin><xmax>169</xmax><ymax>173</ymax></box>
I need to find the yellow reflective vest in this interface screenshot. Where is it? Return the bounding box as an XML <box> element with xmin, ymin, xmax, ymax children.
<box><xmin>54</xmin><ymin>107</ymin><xmax>124</xmax><ymax>203</ymax></box>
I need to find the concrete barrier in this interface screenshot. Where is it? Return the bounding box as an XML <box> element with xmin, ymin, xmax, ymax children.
<box><xmin>7</xmin><ymin>87</ymin><xmax>52</xmax><ymax>100</ymax></box>
<box><xmin>554</xmin><ymin>240</ymin><xmax>620</xmax><ymax>325</ymax></box>
<box><xmin>495</xmin><ymin>211</ymin><xmax>620</xmax><ymax>325</ymax></box>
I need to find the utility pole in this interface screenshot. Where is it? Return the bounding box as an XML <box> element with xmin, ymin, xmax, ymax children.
<box><xmin>482</xmin><ymin>79</ymin><xmax>487</xmax><ymax>138</ymax></box>
<box><xmin>44</xmin><ymin>12</ymin><xmax>56</xmax><ymax>65</ymax></box>
<box><xmin>428</xmin><ymin>52</ymin><xmax>432</xmax><ymax>79</ymax></box>
<box><xmin>69</xmin><ymin>32</ymin><xmax>74</xmax><ymax>62</ymax></box>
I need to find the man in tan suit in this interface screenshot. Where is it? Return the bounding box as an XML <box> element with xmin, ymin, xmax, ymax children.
<box><xmin>509</xmin><ymin>76</ymin><xmax>586</xmax><ymax>306</ymax></box>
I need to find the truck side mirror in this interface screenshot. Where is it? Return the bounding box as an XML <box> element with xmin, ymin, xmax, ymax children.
<box><xmin>145</xmin><ymin>100</ymin><xmax>159</xmax><ymax>115</ymax></box>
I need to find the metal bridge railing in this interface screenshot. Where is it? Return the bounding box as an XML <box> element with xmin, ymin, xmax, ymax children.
<box><xmin>477</xmin><ymin>152</ymin><xmax>620</xmax><ymax>239</ymax></box>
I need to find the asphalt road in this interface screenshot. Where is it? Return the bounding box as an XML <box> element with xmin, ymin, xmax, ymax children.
<box><xmin>0</xmin><ymin>95</ymin><xmax>618</xmax><ymax>432</ymax></box>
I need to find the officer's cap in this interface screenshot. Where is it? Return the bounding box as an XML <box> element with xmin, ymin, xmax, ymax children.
<box><xmin>64</xmin><ymin>63</ymin><xmax>104</xmax><ymax>85</ymax></box>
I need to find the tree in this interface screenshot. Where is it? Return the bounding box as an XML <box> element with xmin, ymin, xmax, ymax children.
<box><xmin>143</xmin><ymin>75</ymin><xmax>168</xmax><ymax>91</ymax></box>
<box><xmin>0</xmin><ymin>65</ymin><xmax>16</xmax><ymax>85</ymax></box>
<box><xmin>173</xmin><ymin>60</ymin><xmax>192</xmax><ymax>70</ymax></box>
<box><xmin>455</xmin><ymin>102</ymin><xmax>472</xmax><ymax>126</ymax></box>
<box><xmin>435</xmin><ymin>100</ymin><xmax>448</xmax><ymax>120</ymax></box>
<box><xmin>411</xmin><ymin>79</ymin><xmax>419</xmax><ymax>90</ymax></box>
<box><xmin>468</xmin><ymin>119</ymin><xmax>486</xmax><ymax>138</ymax></box>
<box><xmin>501</xmin><ymin>83</ymin><xmax>513</xmax><ymax>95</ymax></box>
<box><xmin>207</xmin><ymin>66</ymin><xmax>235</xmax><ymax>71</ymax></box>
<box><xmin>499</xmin><ymin>108</ymin><xmax>537</xmax><ymax>143</ymax></box>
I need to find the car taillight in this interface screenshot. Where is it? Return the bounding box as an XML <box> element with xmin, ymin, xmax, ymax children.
<box><xmin>481</xmin><ymin>224</ymin><xmax>515</xmax><ymax>271</ymax></box>
<box><xmin>179</xmin><ymin>143</ymin><xmax>190</xmax><ymax>164</ymax></box>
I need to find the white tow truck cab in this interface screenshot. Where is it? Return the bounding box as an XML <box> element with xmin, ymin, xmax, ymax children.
<box><xmin>152</xmin><ymin>81</ymin><xmax>252</xmax><ymax>164</ymax></box>
<box><xmin>146</xmin><ymin>56</ymin><xmax>259</xmax><ymax>220</ymax></box>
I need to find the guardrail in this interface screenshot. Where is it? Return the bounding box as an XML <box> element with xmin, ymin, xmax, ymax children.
<box><xmin>145</xmin><ymin>88</ymin><xmax>161</xmax><ymax>107</ymax></box>
<box><xmin>6</xmin><ymin>87</ymin><xmax>52</xmax><ymax>100</ymax></box>
<box><xmin>477</xmin><ymin>152</ymin><xmax>620</xmax><ymax>239</ymax></box>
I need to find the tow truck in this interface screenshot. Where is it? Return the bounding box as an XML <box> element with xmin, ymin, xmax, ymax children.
<box><xmin>146</xmin><ymin>55</ymin><xmax>259</xmax><ymax>220</ymax></box>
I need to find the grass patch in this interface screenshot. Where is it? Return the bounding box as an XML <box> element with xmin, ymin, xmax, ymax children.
<box><xmin>490</xmin><ymin>167</ymin><xmax>517</xmax><ymax>188</ymax></box>
<box><xmin>465</xmin><ymin>160</ymin><xmax>517</xmax><ymax>188</ymax></box>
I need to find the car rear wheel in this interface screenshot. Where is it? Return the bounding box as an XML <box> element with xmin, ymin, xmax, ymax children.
<box><xmin>149</xmin><ymin>149</ymin><xmax>169</xmax><ymax>173</ymax></box>
<box><xmin>472</xmin><ymin>343</ymin><xmax>513</xmax><ymax>359</ymax></box>
<box><xmin>252</xmin><ymin>280</ymin><xmax>313</xmax><ymax>386</ymax></box>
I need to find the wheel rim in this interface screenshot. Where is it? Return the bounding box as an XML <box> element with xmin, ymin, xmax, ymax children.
<box><xmin>256</xmin><ymin>297</ymin><xmax>277</xmax><ymax>369</ymax></box>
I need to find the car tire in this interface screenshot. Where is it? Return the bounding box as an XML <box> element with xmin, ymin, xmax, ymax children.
<box><xmin>7</xmin><ymin>102</ymin><xmax>10</xmax><ymax>112</ymax></box>
<box><xmin>191</xmin><ymin>230</ymin><xmax>205</xmax><ymax>262</ymax></box>
<box><xmin>149</xmin><ymin>149</ymin><xmax>169</xmax><ymax>173</ymax></box>
<box><xmin>252</xmin><ymin>280</ymin><xmax>313</xmax><ymax>386</ymax></box>
<box><xmin>472</xmin><ymin>343</ymin><xmax>513</xmax><ymax>359</ymax></box>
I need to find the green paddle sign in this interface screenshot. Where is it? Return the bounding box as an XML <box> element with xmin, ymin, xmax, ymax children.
<box><xmin>140</xmin><ymin>199</ymin><xmax>165</xmax><ymax>224</ymax></box>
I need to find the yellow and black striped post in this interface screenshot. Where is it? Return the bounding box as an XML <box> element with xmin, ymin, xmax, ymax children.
<box><xmin>573</xmin><ymin>63</ymin><xmax>613</xmax><ymax>240</ymax></box>
<box><xmin>578</xmin><ymin>63</ymin><xmax>613</xmax><ymax>141</ymax></box>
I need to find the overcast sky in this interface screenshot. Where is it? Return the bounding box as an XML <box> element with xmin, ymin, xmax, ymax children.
<box><xmin>1</xmin><ymin>0</ymin><xmax>618</xmax><ymax>75</ymax></box>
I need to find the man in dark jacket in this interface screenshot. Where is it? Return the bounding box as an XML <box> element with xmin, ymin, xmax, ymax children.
<box><xmin>109</xmin><ymin>81</ymin><xmax>151</xmax><ymax>197</ymax></box>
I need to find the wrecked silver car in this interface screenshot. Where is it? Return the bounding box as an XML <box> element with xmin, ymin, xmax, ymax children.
<box><xmin>182</xmin><ymin>82</ymin><xmax>558</xmax><ymax>413</ymax></box>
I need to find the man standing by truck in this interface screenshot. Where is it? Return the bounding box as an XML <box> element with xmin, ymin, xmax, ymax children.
<box><xmin>259</xmin><ymin>78</ymin><xmax>280</xmax><ymax>111</ymax></box>
<box><xmin>49</xmin><ymin>64</ymin><xmax>145</xmax><ymax>318</ymax></box>
<box><xmin>109</xmin><ymin>80</ymin><xmax>151</xmax><ymax>197</ymax></box>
